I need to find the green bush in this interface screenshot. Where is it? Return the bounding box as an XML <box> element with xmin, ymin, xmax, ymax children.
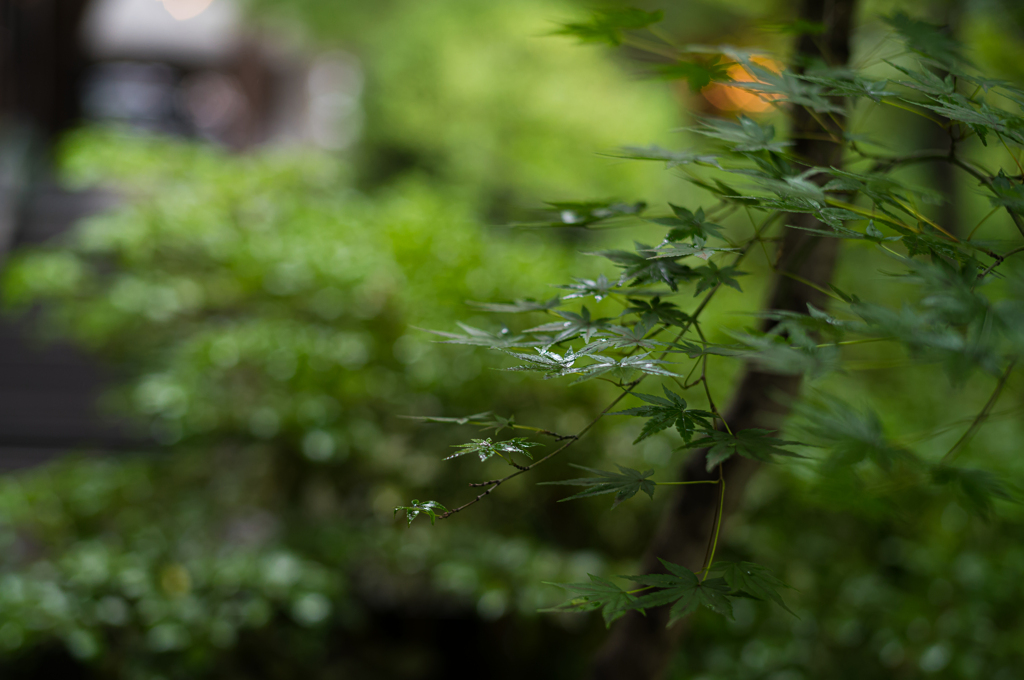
<box><xmin>0</xmin><ymin>129</ymin><xmax>626</xmax><ymax>677</ymax></box>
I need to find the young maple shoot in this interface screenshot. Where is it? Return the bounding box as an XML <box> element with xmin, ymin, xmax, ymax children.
<box><xmin>398</xmin><ymin>8</ymin><xmax>1024</xmax><ymax>630</ymax></box>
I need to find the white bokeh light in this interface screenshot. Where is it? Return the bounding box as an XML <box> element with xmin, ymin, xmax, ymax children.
<box><xmin>160</xmin><ymin>0</ymin><xmax>215</xmax><ymax>21</ymax></box>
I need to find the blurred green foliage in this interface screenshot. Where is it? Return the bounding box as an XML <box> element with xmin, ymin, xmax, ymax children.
<box><xmin>2</xmin><ymin>0</ymin><xmax>1024</xmax><ymax>679</ymax></box>
<box><xmin>669</xmin><ymin>469</ymin><xmax>1024</xmax><ymax>680</ymax></box>
<box><xmin>247</xmin><ymin>0</ymin><xmax>680</xmax><ymax>214</ymax></box>
<box><xmin>0</xmin><ymin>128</ymin><xmax>638</xmax><ymax>677</ymax></box>
<box><xmin>0</xmin><ymin>1</ymin><xmax>698</xmax><ymax>674</ymax></box>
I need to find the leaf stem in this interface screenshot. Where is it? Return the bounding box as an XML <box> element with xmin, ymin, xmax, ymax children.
<box><xmin>700</xmin><ymin>465</ymin><xmax>726</xmax><ymax>581</ymax></box>
<box><xmin>978</xmin><ymin>245</ymin><xmax>1024</xmax><ymax>280</ymax></box>
<box><xmin>694</xmin><ymin>323</ymin><xmax>732</xmax><ymax>435</ymax></box>
<box><xmin>824</xmin><ymin>198</ymin><xmax>920</xmax><ymax>234</ymax></box>
<box><xmin>819</xmin><ymin>337</ymin><xmax>891</xmax><ymax>348</ymax></box>
<box><xmin>655</xmin><ymin>479</ymin><xmax>721</xmax><ymax>486</ymax></box>
<box><xmin>879</xmin><ymin>99</ymin><xmax>946</xmax><ymax>127</ymax></box>
<box><xmin>967</xmin><ymin>206</ymin><xmax>1000</xmax><ymax>241</ymax></box>
<box><xmin>941</xmin><ymin>359</ymin><xmax>1017</xmax><ymax>464</ymax></box>
<box><xmin>621</xmin><ymin>34</ymin><xmax>681</xmax><ymax>61</ymax></box>
<box><xmin>779</xmin><ymin>270</ymin><xmax>846</xmax><ymax>301</ymax></box>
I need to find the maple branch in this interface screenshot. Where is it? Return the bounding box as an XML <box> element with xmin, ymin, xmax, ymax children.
<box><xmin>941</xmin><ymin>359</ymin><xmax>1017</xmax><ymax>464</ymax></box>
<box><xmin>439</xmin><ymin>216</ymin><xmax>781</xmax><ymax>520</ymax></box>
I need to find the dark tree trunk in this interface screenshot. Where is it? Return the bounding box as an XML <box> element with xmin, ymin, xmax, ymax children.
<box><xmin>925</xmin><ymin>0</ymin><xmax>964</xmax><ymax>234</ymax></box>
<box><xmin>589</xmin><ymin>1</ymin><xmax>857</xmax><ymax>678</ymax></box>
<box><xmin>0</xmin><ymin>0</ymin><xmax>92</xmax><ymax>143</ymax></box>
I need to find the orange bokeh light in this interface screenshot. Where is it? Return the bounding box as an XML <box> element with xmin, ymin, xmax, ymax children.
<box><xmin>703</xmin><ymin>57</ymin><xmax>783</xmax><ymax>114</ymax></box>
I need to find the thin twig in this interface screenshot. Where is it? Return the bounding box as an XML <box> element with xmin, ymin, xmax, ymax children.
<box><xmin>655</xmin><ymin>480</ymin><xmax>721</xmax><ymax>486</ymax></box>
<box><xmin>700</xmin><ymin>465</ymin><xmax>726</xmax><ymax>581</ymax></box>
<box><xmin>978</xmin><ymin>245</ymin><xmax>1024</xmax><ymax>280</ymax></box>
<box><xmin>942</xmin><ymin>359</ymin><xmax>1017</xmax><ymax>464</ymax></box>
<box><xmin>438</xmin><ymin>212</ymin><xmax>784</xmax><ymax>520</ymax></box>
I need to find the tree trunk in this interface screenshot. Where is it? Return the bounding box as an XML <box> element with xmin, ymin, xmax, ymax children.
<box><xmin>0</xmin><ymin>0</ymin><xmax>91</xmax><ymax>142</ymax></box>
<box><xmin>589</xmin><ymin>1</ymin><xmax>857</xmax><ymax>678</ymax></box>
<box><xmin>925</xmin><ymin>0</ymin><xmax>963</xmax><ymax>235</ymax></box>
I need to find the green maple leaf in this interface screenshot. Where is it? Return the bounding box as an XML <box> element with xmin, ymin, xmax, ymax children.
<box><xmin>796</xmin><ymin>396</ymin><xmax>912</xmax><ymax>471</ymax></box>
<box><xmin>526</xmin><ymin>306</ymin><xmax>613</xmax><ymax>343</ymax></box>
<box><xmin>394</xmin><ymin>500</ymin><xmax>448</xmax><ymax>526</ymax></box>
<box><xmin>555</xmin><ymin>273</ymin><xmax>617</xmax><ymax>302</ymax></box>
<box><xmin>649</xmin><ymin>56</ymin><xmax>732</xmax><ymax>92</ymax></box>
<box><xmin>425</xmin><ymin>322</ymin><xmax>540</xmax><ymax>348</ymax></box>
<box><xmin>648</xmin><ymin>236</ymin><xmax>735</xmax><ymax>262</ymax></box>
<box><xmin>901</xmin><ymin>233</ymin><xmax>973</xmax><ymax>264</ymax></box>
<box><xmin>446</xmin><ymin>437</ymin><xmax>540</xmax><ymax>462</ymax></box>
<box><xmin>611</xmin><ymin>386</ymin><xmax>714</xmax><ymax>443</ymax></box>
<box><xmin>731</xmin><ymin>61</ymin><xmax>840</xmax><ymax>113</ymax></box>
<box><xmin>553</xmin><ymin>8</ymin><xmax>664</xmax><ymax>47</ymax></box>
<box><xmin>567</xmin><ymin>353</ymin><xmax>682</xmax><ymax>384</ymax></box>
<box><xmin>916</xmin><ymin>98</ymin><xmax>1024</xmax><ymax>146</ymax></box>
<box><xmin>616</xmin><ymin>145</ymin><xmax>722</xmax><ymax>170</ymax></box>
<box><xmin>588</xmin><ymin>242</ymin><xmax>698</xmax><ymax>291</ymax></box>
<box><xmin>502</xmin><ymin>346</ymin><xmax>600</xmax><ymax>379</ymax></box>
<box><xmin>540</xmin><ymin>200</ymin><xmax>647</xmax><ymax>227</ymax></box>
<box><xmin>685</xmin><ymin>429</ymin><xmax>804</xmax><ymax>471</ymax></box>
<box><xmin>987</xmin><ymin>170</ymin><xmax>1024</xmax><ymax>214</ymax></box>
<box><xmin>691</xmin><ymin>115</ymin><xmax>792</xmax><ymax>153</ymax></box>
<box><xmin>823</xmin><ymin>168</ymin><xmax>939</xmax><ymax>208</ymax></box>
<box><xmin>885</xmin><ymin>60</ymin><xmax>955</xmax><ymax>96</ymax></box>
<box><xmin>403</xmin><ymin>412</ymin><xmax>520</xmax><ymax>436</ymax></box>
<box><xmin>582</xmin><ymin>318</ymin><xmax>663</xmax><ymax>352</ymax></box>
<box><xmin>817</xmin><ymin>75</ymin><xmax>894</xmax><ymax>102</ymax></box>
<box><xmin>693</xmin><ymin>261</ymin><xmax>748</xmax><ymax>296</ymax></box>
<box><xmin>625</xmin><ymin>296</ymin><xmax>692</xmax><ymax>327</ymax></box>
<box><xmin>931</xmin><ymin>465</ymin><xmax>1014</xmax><ymax>518</ymax></box>
<box><xmin>627</xmin><ymin>559</ymin><xmax>733</xmax><ymax>625</ymax></box>
<box><xmin>717</xmin><ymin>561</ymin><xmax>795</xmax><ymax>615</ymax></box>
<box><xmin>541</xmin><ymin>575</ymin><xmax>640</xmax><ymax>627</ymax></box>
<box><xmin>690</xmin><ymin>115</ymin><xmax>787</xmax><ymax>153</ymax></box>
<box><xmin>540</xmin><ymin>464</ymin><xmax>656</xmax><ymax>507</ymax></box>
<box><xmin>652</xmin><ymin>204</ymin><xmax>726</xmax><ymax>241</ymax></box>
<box><xmin>726</xmin><ymin>330</ymin><xmax>841</xmax><ymax>378</ymax></box>
<box><xmin>401</xmin><ymin>411</ymin><xmax>493</xmax><ymax>426</ymax></box>
<box><xmin>884</xmin><ymin>11</ymin><xmax>965</xmax><ymax>68</ymax></box>
<box><xmin>467</xmin><ymin>296</ymin><xmax>563</xmax><ymax>314</ymax></box>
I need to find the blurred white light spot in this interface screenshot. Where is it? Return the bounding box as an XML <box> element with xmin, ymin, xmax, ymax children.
<box><xmin>161</xmin><ymin>0</ymin><xmax>215</xmax><ymax>21</ymax></box>
<box><xmin>919</xmin><ymin>643</ymin><xmax>952</xmax><ymax>673</ymax></box>
<box><xmin>291</xmin><ymin>593</ymin><xmax>332</xmax><ymax>626</ymax></box>
<box><xmin>306</xmin><ymin>52</ymin><xmax>364</xmax><ymax>149</ymax></box>
<box><xmin>261</xmin><ymin>553</ymin><xmax>302</xmax><ymax>588</ymax></box>
<box><xmin>302</xmin><ymin>430</ymin><xmax>336</xmax><ymax>462</ymax></box>
<box><xmin>83</xmin><ymin>0</ymin><xmax>240</xmax><ymax>63</ymax></box>
<box><xmin>879</xmin><ymin>639</ymin><xmax>904</xmax><ymax>668</ymax></box>
<box><xmin>477</xmin><ymin>590</ymin><xmax>508</xmax><ymax>620</ymax></box>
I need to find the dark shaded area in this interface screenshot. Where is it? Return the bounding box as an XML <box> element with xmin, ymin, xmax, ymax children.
<box><xmin>0</xmin><ymin>0</ymin><xmax>91</xmax><ymax>145</ymax></box>
<box><xmin>0</xmin><ymin>605</ymin><xmax>600</xmax><ymax>680</ymax></box>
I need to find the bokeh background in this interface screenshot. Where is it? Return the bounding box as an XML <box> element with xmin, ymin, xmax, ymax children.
<box><xmin>1</xmin><ymin>0</ymin><xmax>1024</xmax><ymax>678</ymax></box>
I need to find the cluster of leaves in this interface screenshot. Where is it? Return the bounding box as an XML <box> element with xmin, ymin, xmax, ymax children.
<box><xmin>796</xmin><ymin>395</ymin><xmax>1016</xmax><ymax>518</ymax></box>
<box><xmin>405</xmin><ymin>7</ymin><xmax>1024</xmax><ymax>633</ymax></box>
<box><xmin>545</xmin><ymin>559</ymin><xmax>791</xmax><ymax>628</ymax></box>
<box><xmin>611</xmin><ymin>387</ymin><xmax>713</xmax><ymax>444</ymax></box>
<box><xmin>0</xmin><ymin>456</ymin><xmax>339</xmax><ymax>672</ymax></box>
<box><xmin>395</xmin><ymin>499</ymin><xmax>449</xmax><ymax>526</ymax></box>
<box><xmin>446</xmin><ymin>438</ymin><xmax>541</xmax><ymax>463</ymax></box>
